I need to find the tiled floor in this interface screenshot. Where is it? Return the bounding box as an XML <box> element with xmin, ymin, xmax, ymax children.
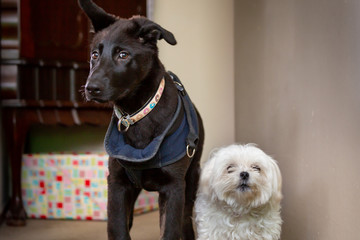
<box><xmin>0</xmin><ymin>210</ymin><xmax>160</xmax><ymax>240</ymax></box>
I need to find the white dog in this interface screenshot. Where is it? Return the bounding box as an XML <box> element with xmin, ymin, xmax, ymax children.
<box><xmin>195</xmin><ymin>144</ymin><xmax>282</xmax><ymax>240</ymax></box>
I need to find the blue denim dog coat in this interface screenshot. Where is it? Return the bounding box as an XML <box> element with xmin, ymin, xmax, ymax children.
<box><xmin>104</xmin><ymin>72</ymin><xmax>199</xmax><ymax>187</ymax></box>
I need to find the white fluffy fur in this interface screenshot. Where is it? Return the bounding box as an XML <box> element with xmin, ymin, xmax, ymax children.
<box><xmin>195</xmin><ymin>144</ymin><xmax>282</xmax><ymax>240</ymax></box>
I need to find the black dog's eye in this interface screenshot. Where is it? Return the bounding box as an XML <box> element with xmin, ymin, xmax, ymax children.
<box><xmin>252</xmin><ymin>165</ymin><xmax>261</xmax><ymax>172</ymax></box>
<box><xmin>227</xmin><ymin>165</ymin><xmax>235</xmax><ymax>173</ymax></box>
<box><xmin>91</xmin><ymin>51</ymin><xmax>99</xmax><ymax>60</ymax></box>
<box><xmin>119</xmin><ymin>51</ymin><xmax>129</xmax><ymax>59</ymax></box>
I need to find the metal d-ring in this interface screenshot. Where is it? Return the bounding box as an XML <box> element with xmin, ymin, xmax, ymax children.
<box><xmin>186</xmin><ymin>145</ymin><xmax>196</xmax><ymax>158</ymax></box>
<box><xmin>117</xmin><ymin>116</ymin><xmax>130</xmax><ymax>132</ymax></box>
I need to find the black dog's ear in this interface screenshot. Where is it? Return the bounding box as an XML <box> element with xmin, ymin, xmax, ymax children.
<box><xmin>78</xmin><ymin>0</ymin><xmax>117</xmax><ymax>32</ymax></box>
<box><xmin>135</xmin><ymin>18</ymin><xmax>177</xmax><ymax>45</ymax></box>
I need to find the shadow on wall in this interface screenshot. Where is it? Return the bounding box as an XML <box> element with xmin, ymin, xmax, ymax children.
<box><xmin>277</xmin><ymin>113</ymin><xmax>329</xmax><ymax>239</ymax></box>
<box><xmin>235</xmin><ymin>0</ymin><xmax>360</xmax><ymax>239</ymax></box>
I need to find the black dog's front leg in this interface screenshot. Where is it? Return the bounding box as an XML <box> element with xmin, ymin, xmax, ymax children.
<box><xmin>107</xmin><ymin>158</ymin><xmax>141</xmax><ymax>240</ymax></box>
<box><xmin>158</xmin><ymin>160</ymin><xmax>191</xmax><ymax>240</ymax></box>
<box><xmin>159</xmin><ymin>182</ymin><xmax>186</xmax><ymax>240</ymax></box>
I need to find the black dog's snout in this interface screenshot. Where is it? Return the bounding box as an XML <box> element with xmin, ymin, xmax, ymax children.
<box><xmin>240</xmin><ymin>171</ymin><xmax>249</xmax><ymax>180</ymax></box>
<box><xmin>85</xmin><ymin>83</ymin><xmax>102</xmax><ymax>95</ymax></box>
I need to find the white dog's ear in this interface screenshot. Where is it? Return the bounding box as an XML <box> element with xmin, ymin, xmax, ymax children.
<box><xmin>269</xmin><ymin>157</ymin><xmax>283</xmax><ymax>205</ymax></box>
<box><xmin>198</xmin><ymin>151</ymin><xmax>218</xmax><ymax>196</ymax></box>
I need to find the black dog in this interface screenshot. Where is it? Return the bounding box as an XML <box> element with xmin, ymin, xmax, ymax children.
<box><xmin>78</xmin><ymin>1</ymin><xmax>204</xmax><ymax>239</ymax></box>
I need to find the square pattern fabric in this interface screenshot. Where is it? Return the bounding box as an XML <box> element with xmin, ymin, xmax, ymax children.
<box><xmin>22</xmin><ymin>153</ymin><xmax>158</xmax><ymax>220</ymax></box>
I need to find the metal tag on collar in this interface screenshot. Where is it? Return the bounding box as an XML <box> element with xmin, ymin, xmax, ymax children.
<box><xmin>117</xmin><ymin>115</ymin><xmax>132</xmax><ymax>132</ymax></box>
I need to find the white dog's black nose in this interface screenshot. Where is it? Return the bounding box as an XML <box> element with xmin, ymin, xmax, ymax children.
<box><xmin>240</xmin><ymin>171</ymin><xmax>249</xmax><ymax>180</ymax></box>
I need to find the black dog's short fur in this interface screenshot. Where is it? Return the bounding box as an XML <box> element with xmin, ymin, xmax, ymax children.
<box><xmin>78</xmin><ymin>1</ymin><xmax>204</xmax><ymax>239</ymax></box>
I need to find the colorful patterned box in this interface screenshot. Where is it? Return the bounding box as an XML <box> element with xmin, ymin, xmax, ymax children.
<box><xmin>21</xmin><ymin>153</ymin><xmax>158</xmax><ymax>220</ymax></box>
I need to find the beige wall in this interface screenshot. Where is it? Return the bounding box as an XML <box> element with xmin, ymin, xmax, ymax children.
<box><xmin>235</xmin><ymin>0</ymin><xmax>360</xmax><ymax>239</ymax></box>
<box><xmin>153</xmin><ymin>0</ymin><xmax>235</xmax><ymax>161</ymax></box>
<box><xmin>151</xmin><ymin>0</ymin><xmax>360</xmax><ymax>238</ymax></box>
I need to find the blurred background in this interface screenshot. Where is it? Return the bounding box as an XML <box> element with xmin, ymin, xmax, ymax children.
<box><xmin>1</xmin><ymin>0</ymin><xmax>360</xmax><ymax>239</ymax></box>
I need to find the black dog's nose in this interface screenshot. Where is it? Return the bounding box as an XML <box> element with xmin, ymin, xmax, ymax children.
<box><xmin>240</xmin><ymin>171</ymin><xmax>249</xmax><ymax>180</ymax></box>
<box><xmin>85</xmin><ymin>84</ymin><xmax>102</xmax><ymax>95</ymax></box>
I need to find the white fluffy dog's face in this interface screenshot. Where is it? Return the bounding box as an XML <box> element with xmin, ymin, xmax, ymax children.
<box><xmin>200</xmin><ymin>144</ymin><xmax>282</xmax><ymax>212</ymax></box>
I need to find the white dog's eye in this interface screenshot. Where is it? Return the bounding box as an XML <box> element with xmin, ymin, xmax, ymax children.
<box><xmin>252</xmin><ymin>165</ymin><xmax>261</xmax><ymax>172</ymax></box>
<box><xmin>227</xmin><ymin>165</ymin><xmax>235</xmax><ymax>173</ymax></box>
